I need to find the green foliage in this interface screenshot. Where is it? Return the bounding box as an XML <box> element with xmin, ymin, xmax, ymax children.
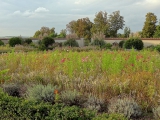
<box><xmin>26</xmin><ymin>84</ymin><xmax>58</xmax><ymax>103</ymax></box>
<box><xmin>124</xmin><ymin>37</ymin><xmax>144</xmax><ymax>50</ymax></box>
<box><xmin>0</xmin><ymin>40</ymin><xmax>4</xmax><ymax>46</ymax></box>
<box><xmin>108</xmin><ymin>97</ymin><xmax>142</xmax><ymax>119</ymax></box>
<box><xmin>154</xmin><ymin>25</ymin><xmax>160</xmax><ymax>38</ymax></box>
<box><xmin>2</xmin><ymin>83</ymin><xmax>21</xmax><ymax>97</ymax></box>
<box><xmin>108</xmin><ymin>11</ymin><xmax>125</xmax><ymax>37</ymax></box>
<box><xmin>9</xmin><ymin>37</ymin><xmax>22</xmax><ymax>47</ymax></box>
<box><xmin>105</xmin><ymin>43</ymin><xmax>112</xmax><ymax>49</ymax></box>
<box><xmin>92</xmin><ymin>113</ymin><xmax>127</xmax><ymax>120</ymax></box>
<box><xmin>47</xmin><ymin>103</ymin><xmax>96</xmax><ymax>120</ymax></box>
<box><xmin>60</xmin><ymin>90</ymin><xmax>86</xmax><ymax>107</ymax></box>
<box><xmin>24</xmin><ymin>38</ymin><xmax>32</xmax><ymax>44</ymax></box>
<box><xmin>119</xmin><ymin>40</ymin><xmax>125</xmax><ymax>48</ymax></box>
<box><xmin>0</xmin><ymin>89</ymin><xmax>96</xmax><ymax>120</ymax></box>
<box><xmin>154</xmin><ymin>44</ymin><xmax>160</xmax><ymax>52</ymax></box>
<box><xmin>41</xmin><ymin>36</ymin><xmax>55</xmax><ymax>47</ymax></box>
<box><xmin>91</xmin><ymin>39</ymin><xmax>106</xmax><ymax>48</ymax></box>
<box><xmin>153</xmin><ymin>106</ymin><xmax>160</xmax><ymax>120</ymax></box>
<box><xmin>91</xmin><ymin>11</ymin><xmax>109</xmax><ymax>37</ymax></box>
<box><xmin>0</xmin><ymin>88</ymin><xmax>52</xmax><ymax>119</ymax></box>
<box><xmin>142</xmin><ymin>12</ymin><xmax>157</xmax><ymax>38</ymax></box>
<box><xmin>63</xmin><ymin>39</ymin><xmax>79</xmax><ymax>47</ymax></box>
<box><xmin>123</xmin><ymin>27</ymin><xmax>131</xmax><ymax>38</ymax></box>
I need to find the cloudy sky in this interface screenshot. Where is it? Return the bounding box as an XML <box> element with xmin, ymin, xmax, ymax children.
<box><xmin>0</xmin><ymin>0</ymin><xmax>160</xmax><ymax>37</ymax></box>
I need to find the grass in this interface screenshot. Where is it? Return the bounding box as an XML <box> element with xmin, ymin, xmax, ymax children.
<box><xmin>0</xmin><ymin>49</ymin><xmax>160</xmax><ymax>111</ymax></box>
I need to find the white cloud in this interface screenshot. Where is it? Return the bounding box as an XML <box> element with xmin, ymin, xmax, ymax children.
<box><xmin>13</xmin><ymin>10</ymin><xmax>21</xmax><ymax>15</ymax></box>
<box><xmin>13</xmin><ymin>7</ymin><xmax>49</xmax><ymax>17</ymax></box>
<box><xmin>35</xmin><ymin>7</ymin><xmax>49</xmax><ymax>13</ymax></box>
<box><xmin>74</xmin><ymin>0</ymin><xmax>81</xmax><ymax>4</ymax></box>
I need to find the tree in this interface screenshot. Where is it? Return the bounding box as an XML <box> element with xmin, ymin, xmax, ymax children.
<box><xmin>0</xmin><ymin>40</ymin><xmax>4</xmax><ymax>46</ymax></box>
<box><xmin>124</xmin><ymin>27</ymin><xmax>131</xmax><ymax>38</ymax></box>
<box><xmin>153</xmin><ymin>20</ymin><xmax>160</xmax><ymax>38</ymax></box>
<box><xmin>33</xmin><ymin>27</ymin><xmax>56</xmax><ymax>40</ymax></box>
<box><xmin>66</xmin><ymin>20</ymin><xmax>77</xmax><ymax>34</ymax></box>
<box><xmin>91</xmin><ymin>11</ymin><xmax>109</xmax><ymax>37</ymax></box>
<box><xmin>75</xmin><ymin>17</ymin><xmax>93</xmax><ymax>40</ymax></box>
<box><xmin>9</xmin><ymin>37</ymin><xmax>22</xmax><ymax>47</ymax></box>
<box><xmin>41</xmin><ymin>37</ymin><xmax>55</xmax><ymax>48</ymax></box>
<box><xmin>57</xmin><ymin>29</ymin><xmax>67</xmax><ymax>38</ymax></box>
<box><xmin>141</xmin><ymin>12</ymin><xmax>157</xmax><ymax>38</ymax></box>
<box><xmin>108</xmin><ymin>11</ymin><xmax>125</xmax><ymax>37</ymax></box>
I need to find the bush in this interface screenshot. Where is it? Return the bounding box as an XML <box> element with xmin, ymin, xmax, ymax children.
<box><xmin>92</xmin><ymin>113</ymin><xmax>127</xmax><ymax>120</ymax></box>
<box><xmin>105</xmin><ymin>43</ymin><xmax>112</xmax><ymax>49</ymax></box>
<box><xmin>2</xmin><ymin>83</ymin><xmax>21</xmax><ymax>97</ymax></box>
<box><xmin>0</xmin><ymin>88</ymin><xmax>52</xmax><ymax>119</ymax></box>
<box><xmin>26</xmin><ymin>84</ymin><xmax>58</xmax><ymax>103</ymax></box>
<box><xmin>60</xmin><ymin>90</ymin><xmax>86</xmax><ymax>107</ymax></box>
<box><xmin>119</xmin><ymin>40</ymin><xmax>125</xmax><ymax>48</ymax></box>
<box><xmin>84</xmin><ymin>95</ymin><xmax>106</xmax><ymax>112</ymax></box>
<box><xmin>108</xmin><ymin>97</ymin><xmax>142</xmax><ymax>119</ymax></box>
<box><xmin>9</xmin><ymin>37</ymin><xmax>22</xmax><ymax>47</ymax></box>
<box><xmin>154</xmin><ymin>45</ymin><xmax>160</xmax><ymax>52</ymax></box>
<box><xmin>41</xmin><ymin>36</ymin><xmax>55</xmax><ymax>47</ymax></box>
<box><xmin>63</xmin><ymin>39</ymin><xmax>79</xmax><ymax>47</ymax></box>
<box><xmin>153</xmin><ymin>106</ymin><xmax>160</xmax><ymax>120</ymax></box>
<box><xmin>91</xmin><ymin>39</ymin><xmax>106</xmax><ymax>48</ymax></box>
<box><xmin>0</xmin><ymin>40</ymin><xmax>4</xmax><ymax>46</ymax></box>
<box><xmin>24</xmin><ymin>38</ymin><xmax>32</xmax><ymax>44</ymax></box>
<box><xmin>124</xmin><ymin>37</ymin><xmax>144</xmax><ymax>50</ymax></box>
<box><xmin>47</xmin><ymin>103</ymin><xmax>96</xmax><ymax>120</ymax></box>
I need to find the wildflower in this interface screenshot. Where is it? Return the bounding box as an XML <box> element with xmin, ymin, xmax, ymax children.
<box><xmin>61</xmin><ymin>58</ymin><xmax>66</xmax><ymax>63</ymax></box>
<box><xmin>54</xmin><ymin>89</ymin><xmax>58</xmax><ymax>94</ymax></box>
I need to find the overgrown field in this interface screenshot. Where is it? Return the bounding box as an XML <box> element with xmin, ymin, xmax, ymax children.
<box><xmin>0</xmin><ymin>49</ymin><xmax>160</xmax><ymax>111</ymax></box>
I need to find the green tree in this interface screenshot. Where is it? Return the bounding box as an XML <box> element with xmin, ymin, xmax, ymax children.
<box><xmin>108</xmin><ymin>11</ymin><xmax>125</xmax><ymax>37</ymax></box>
<box><xmin>9</xmin><ymin>37</ymin><xmax>22</xmax><ymax>47</ymax></box>
<box><xmin>57</xmin><ymin>29</ymin><xmax>67</xmax><ymax>38</ymax></box>
<box><xmin>91</xmin><ymin>11</ymin><xmax>109</xmax><ymax>37</ymax></box>
<box><xmin>0</xmin><ymin>40</ymin><xmax>4</xmax><ymax>46</ymax></box>
<box><xmin>141</xmin><ymin>12</ymin><xmax>157</xmax><ymax>38</ymax></box>
<box><xmin>33</xmin><ymin>30</ymin><xmax>41</xmax><ymax>38</ymax></box>
<box><xmin>124</xmin><ymin>27</ymin><xmax>131</xmax><ymax>38</ymax></box>
<box><xmin>153</xmin><ymin>20</ymin><xmax>160</xmax><ymax>38</ymax></box>
<box><xmin>75</xmin><ymin>17</ymin><xmax>93</xmax><ymax>40</ymax></box>
<box><xmin>41</xmin><ymin>37</ymin><xmax>55</xmax><ymax>48</ymax></box>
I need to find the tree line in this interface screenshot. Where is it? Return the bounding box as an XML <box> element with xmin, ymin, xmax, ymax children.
<box><xmin>33</xmin><ymin>11</ymin><xmax>160</xmax><ymax>41</ymax></box>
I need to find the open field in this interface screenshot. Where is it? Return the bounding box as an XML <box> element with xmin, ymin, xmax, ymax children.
<box><xmin>0</xmin><ymin>49</ymin><xmax>160</xmax><ymax>112</ymax></box>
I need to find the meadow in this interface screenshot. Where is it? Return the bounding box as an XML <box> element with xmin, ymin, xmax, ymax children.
<box><xmin>0</xmin><ymin>49</ymin><xmax>160</xmax><ymax>112</ymax></box>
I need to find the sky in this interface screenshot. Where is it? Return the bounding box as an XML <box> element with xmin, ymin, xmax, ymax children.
<box><xmin>0</xmin><ymin>0</ymin><xmax>160</xmax><ymax>37</ymax></box>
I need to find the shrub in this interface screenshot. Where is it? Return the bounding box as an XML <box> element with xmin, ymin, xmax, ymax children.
<box><xmin>26</xmin><ymin>84</ymin><xmax>58</xmax><ymax>103</ymax></box>
<box><xmin>0</xmin><ymin>40</ymin><xmax>4</xmax><ymax>46</ymax></box>
<box><xmin>105</xmin><ymin>43</ymin><xmax>112</xmax><ymax>49</ymax></box>
<box><xmin>2</xmin><ymin>83</ymin><xmax>21</xmax><ymax>97</ymax></box>
<box><xmin>0</xmin><ymin>88</ymin><xmax>52</xmax><ymax>119</ymax></box>
<box><xmin>47</xmin><ymin>103</ymin><xmax>96</xmax><ymax>120</ymax></box>
<box><xmin>108</xmin><ymin>97</ymin><xmax>142</xmax><ymax>119</ymax></box>
<box><xmin>155</xmin><ymin>44</ymin><xmax>160</xmax><ymax>52</ymax></box>
<box><xmin>60</xmin><ymin>90</ymin><xmax>86</xmax><ymax>107</ymax></box>
<box><xmin>153</xmin><ymin>106</ymin><xmax>160</xmax><ymax>120</ymax></box>
<box><xmin>119</xmin><ymin>40</ymin><xmax>125</xmax><ymax>48</ymax></box>
<box><xmin>91</xmin><ymin>39</ymin><xmax>106</xmax><ymax>48</ymax></box>
<box><xmin>84</xmin><ymin>95</ymin><xmax>106</xmax><ymax>112</ymax></box>
<box><xmin>63</xmin><ymin>39</ymin><xmax>79</xmax><ymax>47</ymax></box>
<box><xmin>9</xmin><ymin>37</ymin><xmax>22</xmax><ymax>47</ymax></box>
<box><xmin>92</xmin><ymin>113</ymin><xmax>127</xmax><ymax>120</ymax></box>
<box><xmin>41</xmin><ymin>36</ymin><xmax>55</xmax><ymax>47</ymax></box>
<box><xmin>124</xmin><ymin>37</ymin><xmax>144</xmax><ymax>50</ymax></box>
<box><xmin>24</xmin><ymin>38</ymin><xmax>32</xmax><ymax>44</ymax></box>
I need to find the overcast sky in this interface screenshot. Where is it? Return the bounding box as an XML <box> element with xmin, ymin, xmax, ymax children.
<box><xmin>0</xmin><ymin>0</ymin><xmax>160</xmax><ymax>37</ymax></box>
